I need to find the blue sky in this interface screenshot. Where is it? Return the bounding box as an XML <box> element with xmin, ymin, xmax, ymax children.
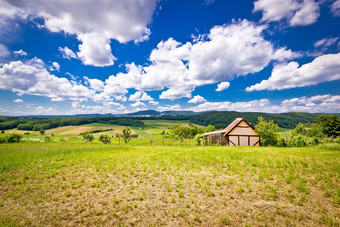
<box><xmin>0</xmin><ymin>0</ymin><xmax>339</xmax><ymax>115</ymax></box>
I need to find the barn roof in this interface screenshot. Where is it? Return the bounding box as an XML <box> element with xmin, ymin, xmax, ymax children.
<box><xmin>203</xmin><ymin>118</ymin><xmax>244</xmax><ymax>136</ymax></box>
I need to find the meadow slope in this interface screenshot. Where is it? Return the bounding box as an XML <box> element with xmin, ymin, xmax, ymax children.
<box><xmin>0</xmin><ymin>144</ymin><xmax>339</xmax><ymax>226</ymax></box>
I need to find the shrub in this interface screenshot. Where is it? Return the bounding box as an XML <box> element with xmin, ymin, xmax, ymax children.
<box><xmin>99</xmin><ymin>134</ymin><xmax>111</xmax><ymax>144</ymax></box>
<box><xmin>1</xmin><ymin>130</ymin><xmax>4</xmax><ymax>134</ymax></box>
<box><xmin>6</xmin><ymin>133</ymin><xmax>23</xmax><ymax>143</ymax></box>
<box><xmin>82</xmin><ymin>132</ymin><xmax>94</xmax><ymax>142</ymax></box>
<box><xmin>44</xmin><ymin>136</ymin><xmax>51</xmax><ymax>142</ymax></box>
<box><xmin>255</xmin><ymin>116</ymin><xmax>278</xmax><ymax>146</ymax></box>
<box><xmin>39</xmin><ymin>129</ymin><xmax>45</xmax><ymax>135</ymax></box>
<box><xmin>122</xmin><ymin>127</ymin><xmax>132</xmax><ymax>144</ymax></box>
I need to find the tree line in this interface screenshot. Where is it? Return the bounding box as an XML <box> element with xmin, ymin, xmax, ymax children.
<box><xmin>0</xmin><ymin>117</ymin><xmax>145</xmax><ymax>131</ymax></box>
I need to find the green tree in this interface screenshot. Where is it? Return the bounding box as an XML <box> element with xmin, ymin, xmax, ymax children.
<box><xmin>39</xmin><ymin>128</ymin><xmax>45</xmax><ymax>135</ymax></box>
<box><xmin>99</xmin><ymin>134</ymin><xmax>111</xmax><ymax>144</ymax></box>
<box><xmin>122</xmin><ymin>127</ymin><xmax>132</xmax><ymax>144</ymax></box>
<box><xmin>205</xmin><ymin>125</ymin><xmax>216</xmax><ymax>133</ymax></box>
<box><xmin>317</xmin><ymin>114</ymin><xmax>340</xmax><ymax>138</ymax></box>
<box><xmin>255</xmin><ymin>116</ymin><xmax>278</xmax><ymax>146</ymax></box>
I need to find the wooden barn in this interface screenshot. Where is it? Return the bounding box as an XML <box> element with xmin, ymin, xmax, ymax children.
<box><xmin>203</xmin><ymin>118</ymin><xmax>260</xmax><ymax>146</ymax></box>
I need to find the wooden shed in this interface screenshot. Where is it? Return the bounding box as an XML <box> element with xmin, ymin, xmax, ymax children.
<box><xmin>203</xmin><ymin>118</ymin><xmax>260</xmax><ymax>146</ymax></box>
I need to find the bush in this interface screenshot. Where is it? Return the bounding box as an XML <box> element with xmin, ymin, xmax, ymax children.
<box><xmin>255</xmin><ymin>116</ymin><xmax>278</xmax><ymax>146</ymax></box>
<box><xmin>82</xmin><ymin>132</ymin><xmax>94</xmax><ymax>142</ymax></box>
<box><xmin>6</xmin><ymin>133</ymin><xmax>23</xmax><ymax>143</ymax></box>
<box><xmin>40</xmin><ymin>129</ymin><xmax>45</xmax><ymax>135</ymax></box>
<box><xmin>1</xmin><ymin>130</ymin><xmax>4</xmax><ymax>134</ymax></box>
<box><xmin>122</xmin><ymin>127</ymin><xmax>132</xmax><ymax>144</ymax></box>
<box><xmin>44</xmin><ymin>136</ymin><xmax>51</xmax><ymax>142</ymax></box>
<box><xmin>99</xmin><ymin>134</ymin><xmax>111</xmax><ymax>144</ymax></box>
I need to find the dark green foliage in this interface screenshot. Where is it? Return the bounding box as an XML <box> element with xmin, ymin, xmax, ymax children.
<box><xmin>317</xmin><ymin>114</ymin><xmax>340</xmax><ymax>138</ymax></box>
<box><xmin>6</xmin><ymin>133</ymin><xmax>22</xmax><ymax>143</ymax></box>
<box><xmin>122</xmin><ymin>127</ymin><xmax>132</xmax><ymax>144</ymax></box>
<box><xmin>189</xmin><ymin>111</ymin><xmax>321</xmax><ymax>129</ymax></box>
<box><xmin>1</xmin><ymin>130</ymin><xmax>4</xmax><ymax>134</ymax></box>
<box><xmin>99</xmin><ymin>135</ymin><xmax>111</xmax><ymax>144</ymax></box>
<box><xmin>0</xmin><ymin>116</ymin><xmax>145</xmax><ymax>131</ymax></box>
<box><xmin>170</xmin><ymin>123</ymin><xmax>204</xmax><ymax>139</ymax></box>
<box><xmin>205</xmin><ymin>125</ymin><xmax>216</xmax><ymax>132</ymax></box>
<box><xmin>39</xmin><ymin>129</ymin><xmax>45</xmax><ymax>135</ymax></box>
<box><xmin>255</xmin><ymin>116</ymin><xmax>278</xmax><ymax>146</ymax></box>
<box><xmin>82</xmin><ymin>132</ymin><xmax>94</xmax><ymax>142</ymax></box>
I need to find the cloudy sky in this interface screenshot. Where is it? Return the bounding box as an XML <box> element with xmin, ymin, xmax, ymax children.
<box><xmin>0</xmin><ymin>0</ymin><xmax>339</xmax><ymax>115</ymax></box>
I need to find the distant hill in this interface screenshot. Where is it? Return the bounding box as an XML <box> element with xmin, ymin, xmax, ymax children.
<box><xmin>189</xmin><ymin>111</ymin><xmax>321</xmax><ymax>129</ymax></box>
<box><xmin>124</xmin><ymin>110</ymin><xmax>161</xmax><ymax>116</ymax></box>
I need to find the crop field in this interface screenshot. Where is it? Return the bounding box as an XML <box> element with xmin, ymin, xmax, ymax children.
<box><xmin>0</xmin><ymin>143</ymin><xmax>339</xmax><ymax>226</ymax></box>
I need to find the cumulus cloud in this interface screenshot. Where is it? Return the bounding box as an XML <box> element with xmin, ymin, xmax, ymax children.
<box><xmin>101</xmin><ymin>20</ymin><xmax>299</xmax><ymax>100</ymax></box>
<box><xmin>216</xmin><ymin>81</ymin><xmax>230</xmax><ymax>91</ymax></box>
<box><xmin>83</xmin><ymin>77</ymin><xmax>105</xmax><ymax>92</ymax></box>
<box><xmin>253</xmin><ymin>0</ymin><xmax>320</xmax><ymax>26</ymax></box>
<box><xmin>149</xmin><ymin>100</ymin><xmax>159</xmax><ymax>105</ymax></box>
<box><xmin>191</xmin><ymin>95</ymin><xmax>340</xmax><ymax>113</ymax></box>
<box><xmin>331</xmin><ymin>0</ymin><xmax>340</xmax><ymax>16</ymax></box>
<box><xmin>129</xmin><ymin>91</ymin><xmax>153</xmax><ymax>102</ymax></box>
<box><xmin>246</xmin><ymin>53</ymin><xmax>340</xmax><ymax>91</ymax></box>
<box><xmin>13</xmin><ymin>49</ymin><xmax>27</xmax><ymax>56</ymax></box>
<box><xmin>188</xmin><ymin>95</ymin><xmax>206</xmax><ymax>104</ymax></box>
<box><xmin>50</xmin><ymin>62</ymin><xmax>60</xmax><ymax>71</ymax></box>
<box><xmin>59</xmin><ymin>46</ymin><xmax>77</xmax><ymax>59</ymax></box>
<box><xmin>0</xmin><ymin>58</ymin><xmax>94</xmax><ymax>103</ymax></box>
<box><xmin>13</xmin><ymin>99</ymin><xmax>23</xmax><ymax>103</ymax></box>
<box><xmin>130</xmin><ymin>101</ymin><xmax>146</xmax><ymax>108</ymax></box>
<box><xmin>2</xmin><ymin>0</ymin><xmax>158</xmax><ymax>66</ymax></box>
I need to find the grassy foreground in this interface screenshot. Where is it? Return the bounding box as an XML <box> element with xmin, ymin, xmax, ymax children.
<box><xmin>0</xmin><ymin>144</ymin><xmax>339</xmax><ymax>226</ymax></box>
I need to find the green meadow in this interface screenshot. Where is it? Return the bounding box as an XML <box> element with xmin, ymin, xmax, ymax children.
<box><xmin>0</xmin><ymin>143</ymin><xmax>339</xmax><ymax>226</ymax></box>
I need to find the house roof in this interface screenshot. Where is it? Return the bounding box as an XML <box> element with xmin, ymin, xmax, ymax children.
<box><xmin>203</xmin><ymin>118</ymin><xmax>244</xmax><ymax>136</ymax></box>
<box><xmin>203</xmin><ymin>118</ymin><xmax>258</xmax><ymax>136</ymax></box>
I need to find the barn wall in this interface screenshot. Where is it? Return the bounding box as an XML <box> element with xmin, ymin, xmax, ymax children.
<box><xmin>250</xmin><ymin>137</ymin><xmax>260</xmax><ymax>146</ymax></box>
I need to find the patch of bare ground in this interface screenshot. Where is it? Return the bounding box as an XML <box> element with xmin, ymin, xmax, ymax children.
<box><xmin>45</xmin><ymin>126</ymin><xmax>74</xmax><ymax>135</ymax></box>
<box><xmin>143</xmin><ymin>129</ymin><xmax>155</xmax><ymax>135</ymax></box>
<box><xmin>1</xmin><ymin>158</ymin><xmax>339</xmax><ymax>226</ymax></box>
<box><xmin>60</xmin><ymin>126</ymin><xmax>126</xmax><ymax>135</ymax></box>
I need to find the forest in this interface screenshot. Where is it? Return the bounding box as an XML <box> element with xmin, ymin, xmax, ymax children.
<box><xmin>0</xmin><ymin>111</ymin><xmax>335</xmax><ymax>131</ymax></box>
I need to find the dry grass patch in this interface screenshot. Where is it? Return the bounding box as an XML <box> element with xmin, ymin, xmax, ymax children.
<box><xmin>0</xmin><ymin>145</ymin><xmax>339</xmax><ymax>226</ymax></box>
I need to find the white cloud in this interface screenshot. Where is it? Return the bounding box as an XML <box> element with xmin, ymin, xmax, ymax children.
<box><xmin>84</xmin><ymin>77</ymin><xmax>104</xmax><ymax>92</ymax></box>
<box><xmin>2</xmin><ymin>0</ymin><xmax>158</xmax><ymax>66</ymax></box>
<box><xmin>331</xmin><ymin>0</ymin><xmax>340</xmax><ymax>16</ymax></box>
<box><xmin>13</xmin><ymin>99</ymin><xmax>23</xmax><ymax>103</ymax></box>
<box><xmin>191</xmin><ymin>95</ymin><xmax>340</xmax><ymax>113</ymax></box>
<box><xmin>50</xmin><ymin>62</ymin><xmax>60</xmax><ymax>71</ymax></box>
<box><xmin>13</xmin><ymin>49</ymin><xmax>27</xmax><ymax>56</ymax></box>
<box><xmin>246</xmin><ymin>53</ymin><xmax>340</xmax><ymax>91</ymax></box>
<box><xmin>130</xmin><ymin>101</ymin><xmax>146</xmax><ymax>108</ymax></box>
<box><xmin>216</xmin><ymin>81</ymin><xmax>230</xmax><ymax>91</ymax></box>
<box><xmin>314</xmin><ymin>37</ymin><xmax>339</xmax><ymax>48</ymax></box>
<box><xmin>105</xmin><ymin>20</ymin><xmax>299</xmax><ymax>100</ymax></box>
<box><xmin>0</xmin><ymin>44</ymin><xmax>10</xmax><ymax>59</ymax></box>
<box><xmin>0</xmin><ymin>58</ymin><xmax>94</xmax><ymax>103</ymax></box>
<box><xmin>59</xmin><ymin>46</ymin><xmax>77</xmax><ymax>59</ymax></box>
<box><xmin>188</xmin><ymin>95</ymin><xmax>206</xmax><ymax>104</ymax></box>
<box><xmin>157</xmin><ymin>104</ymin><xmax>182</xmax><ymax>112</ymax></box>
<box><xmin>253</xmin><ymin>0</ymin><xmax>320</xmax><ymax>26</ymax></box>
<box><xmin>129</xmin><ymin>91</ymin><xmax>153</xmax><ymax>102</ymax></box>
<box><xmin>77</xmin><ymin>34</ymin><xmax>116</xmax><ymax>67</ymax></box>
<box><xmin>149</xmin><ymin>100</ymin><xmax>159</xmax><ymax>105</ymax></box>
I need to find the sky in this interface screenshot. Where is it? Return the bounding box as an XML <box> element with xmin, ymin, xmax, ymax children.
<box><xmin>0</xmin><ymin>0</ymin><xmax>339</xmax><ymax>116</ymax></box>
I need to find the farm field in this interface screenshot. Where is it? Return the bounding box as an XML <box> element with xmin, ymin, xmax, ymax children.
<box><xmin>0</xmin><ymin>144</ymin><xmax>339</xmax><ymax>226</ymax></box>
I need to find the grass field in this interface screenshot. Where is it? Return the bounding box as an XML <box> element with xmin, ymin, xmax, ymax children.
<box><xmin>0</xmin><ymin>144</ymin><xmax>339</xmax><ymax>226</ymax></box>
